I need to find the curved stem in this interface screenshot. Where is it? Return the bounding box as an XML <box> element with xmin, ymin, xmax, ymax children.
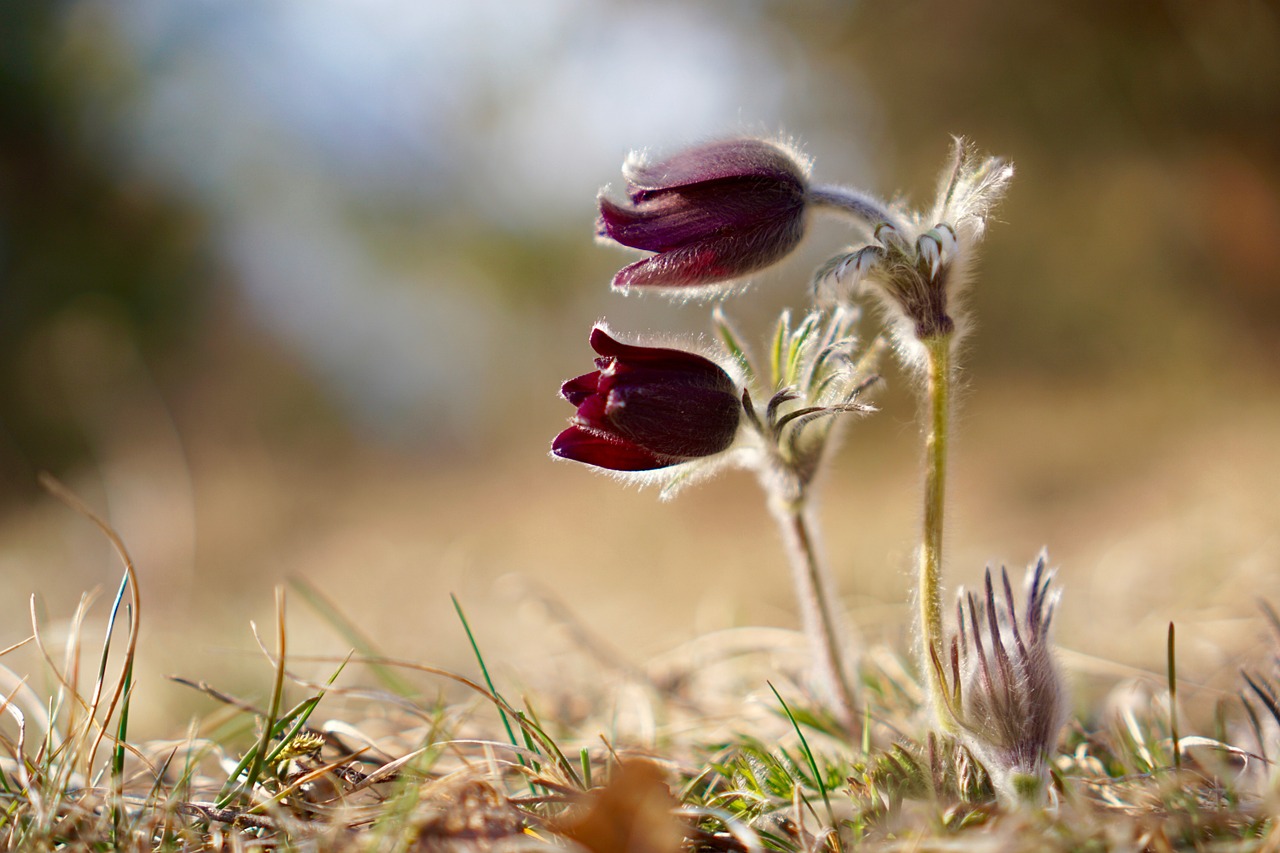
<box><xmin>919</xmin><ymin>334</ymin><xmax>954</xmax><ymax>730</ymax></box>
<box><xmin>769</xmin><ymin>495</ymin><xmax>859</xmax><ymax>734</ymax></box>
<box><xmin>808</xmin><ymin>184</ymin><xmax>906</xmax><ymax>233</ymax></box>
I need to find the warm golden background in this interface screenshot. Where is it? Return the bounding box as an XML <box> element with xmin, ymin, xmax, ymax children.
<box><xmin>2</xmin><ymin>1</ymin><xmax>1278</xmax><ymax>737</ymax></box>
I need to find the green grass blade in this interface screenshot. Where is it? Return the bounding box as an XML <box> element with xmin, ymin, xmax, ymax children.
<box><xmin>110</xmin><ymin>649</ymin><xmax>134</xmax><ymax>844</ymax></box>
<box><xmin>89</xmin><ymin>568</ymin><xmax>133</xmax><ymax>775</ymax></box>
<box><xmin>452</xmin><ymin>594</ymin><xmax>539</xmax><ymax>796</ymax></box>
<box><xmin>96</xmin><ymin>571</ymin><xmax>131</xmax><ymax>705</ymax></box>
<box><xmin>515</xmin><ymin>711</ymin><xmax>544</xmax><ymax>770</ymax></box>
<box><xmin>260</xmin><ymin>654</ymin><xmax>350</xmax><ymax>773</ymax></box>
<box><xmin>451</xmin><ymin>594</ymin><xmax>519</xmax><ymax>753</ymax></box>
<box><xmin>516</xmin><ymin>700</ymin><xmax>582</xmax><ymax>790</ymax></box>
<box><xmin>767</xmin><ymin>682</ymin><xmax>836</xmax><ymax>834</ymax></box>
<box><xmin>215</xmin><ymin>698</ymin><xmax>307</xmax><ymax>806</ymax></box>
<box><xmin>218</xmin><ymin>587</ymin><xmax>288</xmax><ymax>808</ymax></box>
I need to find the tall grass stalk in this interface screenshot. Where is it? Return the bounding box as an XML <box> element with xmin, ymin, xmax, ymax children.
<box><xmin>38</xmin><ymin>475</ymin><xmax>142</xmax><ymax>778</ymax></box>
<box><xmin>1168</xmin><ymin>622</ymin><xmax>1180</xmax><ymax>772</ymax></box>
<box><xmin>451</xmin><ymin>594</ymin><xmax>520</xmax><ymax>757</ymax></box>
<box><xmin>289</xmin><ymin>575</ymin><xmax>416</xmax><ymax>697</ymax></box>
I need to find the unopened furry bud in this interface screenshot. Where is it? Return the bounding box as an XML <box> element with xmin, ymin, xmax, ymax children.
<box><xmin>934</xmin><ymin>552</ymin><xmax>1069</xmax><ymax>805</ymax></box>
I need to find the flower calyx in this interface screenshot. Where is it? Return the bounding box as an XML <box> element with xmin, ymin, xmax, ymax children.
<box><xmin>716</xmin><ymin>306</ymin><xmax>883</xmax><ymax>493</ymax></box>
<box><xmin>816</xmin><ymin>138</ymin><xmax>1013</xmax><ymax>347</ymax></box>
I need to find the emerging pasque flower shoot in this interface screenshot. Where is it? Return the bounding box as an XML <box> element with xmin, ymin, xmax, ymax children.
<box><xmin>933</xmin><ymin>554</ymin><xmax>1068</xmax><ymax>805</ymax></box>
<box><xmin>553</xmin><ymin>311</ymin><xmax>880</xmax><ymax>730</ymax></box>
<box><xmin>717</xmin><ymin>304</ymin><xmax>883</xmax><ymax>729</ymax></box>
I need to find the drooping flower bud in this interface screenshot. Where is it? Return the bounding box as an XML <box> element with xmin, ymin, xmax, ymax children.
<box><xmin>596</xmin><ymin>138</ymin><xmax>812</xmax><ymax>293</ymax></box>
<box><xmin>552</xmin><ymin>326</ymin><xmax>743</xmax><ymax>472</ymax></box>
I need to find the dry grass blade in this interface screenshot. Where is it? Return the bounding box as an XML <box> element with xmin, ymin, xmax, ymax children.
<box><xmin>216</xmin><ymin>586</ymin><xmax>289</xmax><ymax>808</ymax></box>
<box><xmin>343</xmin><ymin>746</ymin><xmax>431</xmax><ymax>795</ymax></box>
<box><xmin>37</xmin><ymin>473</ymin><xmax>142</xmax><ymax>781</ymax></box>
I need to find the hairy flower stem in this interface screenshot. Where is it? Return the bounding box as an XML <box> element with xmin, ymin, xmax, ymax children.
<box><xmin>919</xmin><ymin>334</ymin><xmax>954</xmax><ymax>730</ymax></box>
<box><xmin>808</xmin><ymin>185</ymin><xmax>905</xmax><ymax>233</ymax></box>
<box><xmin>770</xmin><ymin>496</ymin><xmax>858</xmax><ymax>734</ymax></box>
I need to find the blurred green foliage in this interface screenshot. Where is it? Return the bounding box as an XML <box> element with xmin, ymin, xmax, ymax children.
<box><xmin>0</xmin><ymin>0</ymin><xmax>211</xmax><ymax>494</ymax></box>
<box><xmin>1</xmin><ymin>0</ymin><xmax>1278</xmax><ymax>500</ymax></box>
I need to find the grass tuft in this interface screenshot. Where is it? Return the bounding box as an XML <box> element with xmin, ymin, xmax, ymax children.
<box><xmin>1</xmin><ymin>482</ymin><xmax>1278</xmax><ymax>850</ymax></box>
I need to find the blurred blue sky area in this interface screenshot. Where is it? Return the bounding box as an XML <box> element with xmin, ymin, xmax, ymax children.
<box><xmin>66</xmin><ymin>0</ymin><xmax>854</xmax><ymax>436</ymax></box>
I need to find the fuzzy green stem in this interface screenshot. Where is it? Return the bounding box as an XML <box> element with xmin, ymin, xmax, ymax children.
<box><xmin>770</xmin><ymin>496</ymin><xmax>859</xmax><ymax>735</ymax></box>
<box><xmin>919</xmin><ymin>334</ymin><xmax>953</xmax><ymax>729</ymax></box>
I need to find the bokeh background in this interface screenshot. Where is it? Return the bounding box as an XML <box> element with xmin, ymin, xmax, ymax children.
<box><xmin>2</xmin><ymin>0</ymin><xmax>1278</xmax><ymax>737</ymax></box>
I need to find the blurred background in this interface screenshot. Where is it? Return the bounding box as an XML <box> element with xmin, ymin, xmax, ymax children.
<box><xmin>2</xmin><ymin>0</ymin><xmax>1278</xmax><ymax>736</ymax></box>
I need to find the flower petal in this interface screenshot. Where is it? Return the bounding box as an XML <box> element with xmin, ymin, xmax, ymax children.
<box><xmin>560</xmin><ymin>371</ymin><xmax>601</xmax><ymax>406</ymax></box>
<box><xmin>551</xmin><ymin>425</ymin><xmax>674</xmax><ymax>471</ymax></box>
<box><xmin>623</xmin><ymin>139</ymin><xmax>810</xmax><ymax>194</ymax></box>
<box><xmin>603</xmin><ymin>379</ymin><xmax>741</xmax><ymax>458</ymax></box>
<box><xmin>598</xmin><ymin>178</ymin><xmax>805</xmax><ymax>254</ymax></box>
<box><xmin>609</xmin><ymin>218</ymin><xmax>804</xmax><ymax>290</ymax></box>
<box><xmin>588</xmin><ymin>328</ymin><xmax>733</xmax><ymax>387</ymax></box>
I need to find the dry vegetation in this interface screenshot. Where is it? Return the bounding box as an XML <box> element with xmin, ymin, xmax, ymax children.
<box><xmin>3</xmin><ymin>461</ymin><xmax>1280</xmax><ymax>851</ymax></box>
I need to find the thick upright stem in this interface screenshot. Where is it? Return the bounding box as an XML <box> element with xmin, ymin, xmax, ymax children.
<box><xmin>770</xmin><ymin>495</ymin><xmax>858</xmax><ymax>734</ymax></box>
<box><xmin>919</xmin><ymin>334</ymin><xmax>954</xmax><ymax>729</ymax></box>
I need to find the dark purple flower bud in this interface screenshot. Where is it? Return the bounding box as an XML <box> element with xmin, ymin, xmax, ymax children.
<box><xmin>597</xmin><ymin>139</ymin><xmax>811</xmax><ymax>292</ymax></box>
<box><xmin>552</xmin><ymin>327</ymin><xmax>742</xmax><ymax>472</ymax></box>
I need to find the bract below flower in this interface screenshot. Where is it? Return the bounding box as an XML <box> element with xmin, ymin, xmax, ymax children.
<box><xmin>817</xmin><ymin>138</ymin><xmax>1013</xmax><ymax>345</ymax></box>
<box><xmin>597</xmin><ymin>138</ymin><xmax>811</xmax><ymax>293</ymax></box>
<box><xmin>552</xmin><ymin>326</ymin><xmax>742</xmax><ymax>472</ymax></box>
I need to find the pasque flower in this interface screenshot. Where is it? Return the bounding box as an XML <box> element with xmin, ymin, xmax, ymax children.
<box><xmin>933</xmin><ymin>554</ymin><xmax>1068</xmax><ymax>804</ymax></box>
<box><xmin>552</xmin><ymin>326</ymin><xmax>743</xmax><ymax>472</ymax></box>
<box><xmin>597</xmin><ymin>138</ymin><xmax>813</xmax><ymax>293</ymax></box>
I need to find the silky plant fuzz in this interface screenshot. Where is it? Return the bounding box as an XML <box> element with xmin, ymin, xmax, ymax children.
<box><xmin>816</xmin><ymin>137</ymin><xmax>1015</xmax><ymax>351</ymax></box>
<box><xmin>933</xmin><ymin>554</ymin><xmax>1068</xmax><ymax>805</ymax></box>
<box><xmin>558</xmin><ymin>133</ymin><xmax>1063</xmax><ymax>779</ymax></box>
